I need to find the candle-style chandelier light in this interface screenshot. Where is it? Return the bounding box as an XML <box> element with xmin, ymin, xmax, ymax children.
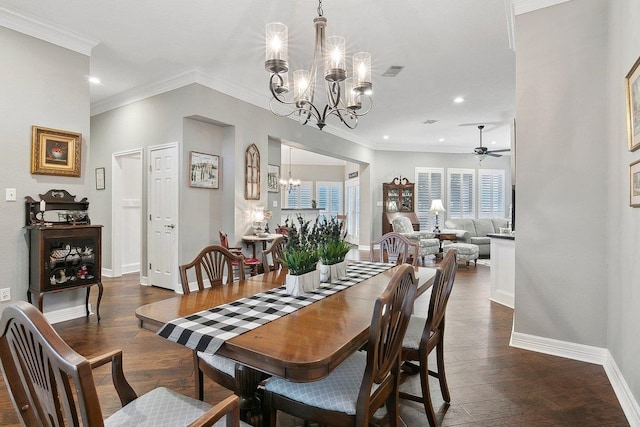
<box><xmin>265</xmin><ymin>0</ymin><xmax>373</xmax><ymax>130</ymax></box>
<box><xmin>280</xmin><ymin>146</ymin><xmax>301</xmax><ymax>193</ymax></box>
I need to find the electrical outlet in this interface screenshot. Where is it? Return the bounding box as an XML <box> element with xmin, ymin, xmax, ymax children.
<box><xmin>5</xmin><ymin>188</ymin><xmax>16</xmax><ymax>202</ymax></box>
<box><xmin>0</xmin><ymin>288</ymin><xmax>10</xmax><ymax>302</ymax></box>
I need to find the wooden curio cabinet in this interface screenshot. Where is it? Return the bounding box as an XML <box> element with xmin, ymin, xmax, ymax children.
<box><xmin>25</xmin><ymin>190</ymin><xmax>103</xmax><ymax>320</ymax></box>
<box><xmin>382</xmin><ymin>177</ymin><xmax>419</xmax><ymax>234</ymax></box>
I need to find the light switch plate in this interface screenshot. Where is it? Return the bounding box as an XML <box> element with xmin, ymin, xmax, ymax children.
<box><xmin>376</xmin><ymin>201</ymin><xmax>383</xmax><ymax>207</ymax></box>
<box><xmin>5</xmin><ymin>188</ymin><xmax>16</xmax><ymax>202</ymax></box>
<box><xmin>272</xmin><ymin>200</ymin><xmax>278</xmax><ymax>207</ymax></box>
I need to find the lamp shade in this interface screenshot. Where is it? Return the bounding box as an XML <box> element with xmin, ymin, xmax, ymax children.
<box><xmin>429</xmin><ymin>199</ymin><xmax>445</xmax><ymax>212</ymax></box>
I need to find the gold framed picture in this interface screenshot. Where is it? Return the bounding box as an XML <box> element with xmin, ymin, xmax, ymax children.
<box><xmin>31</xmin><ymin>126</ymin><xmax>82</xmax><ymax>177</ymax></box>
<box><xmin>630</xmin><ymin>159</ymin><xmax>640</xmax><ymax>207</ymax></box>
<box><xmin>625</xmin><ymin>56</ymin><xmax>640</xmax><ymax>151</ymax></box>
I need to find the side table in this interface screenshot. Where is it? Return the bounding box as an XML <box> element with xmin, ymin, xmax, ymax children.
<box><xmin>434</xmin><ymin>232</ymin><xmax>457</xmax><ymax>255</ymax></box>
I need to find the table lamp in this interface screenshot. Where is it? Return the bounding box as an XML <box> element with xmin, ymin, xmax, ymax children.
<box><xmin>429</xmin><ymin>199</ymin><xmax>446</xmax><ymax>232</ymax></box>
<box><xmin>252</xmin><ymin>207</ymin><xmax>266</xmax><ymax>235</ymax></box>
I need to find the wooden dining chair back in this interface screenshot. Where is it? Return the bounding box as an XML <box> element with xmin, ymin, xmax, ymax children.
<box><xmin>180</xmin><ymin>244</ymin><xmax>245</xmax><ymax>294</ymax></box>
<box><xmin>369</xmin><ymin>232</ymin><xmax>419</xmax><ymax>266</ymax></box>
<box><xmin>219</xmin><ymin>231</ymin><xmax>261</xmax><ymax>276</ymax></box>
<box><xmin>337</xmin><ymin>214</ymin><xmax>348</xmax><ymax>239</ymax></box>
<box><xmin>262</xmin><ymin>235</ymin><xmax>286</xmax><ymax>272</ymax></box>
<box><xmin>263</xmin><ymin>264</ymin><xmax>418</xmax><ymax>427</ymax></box>
<box><xmin>400</xmin><ymin>248</ymin><xmax>458</xmax><ymax>426</ymax></box>
<box><xmin>0</xmin><ymin>301</ymin><xmax>244</xmax><ymax>427</ymax></box>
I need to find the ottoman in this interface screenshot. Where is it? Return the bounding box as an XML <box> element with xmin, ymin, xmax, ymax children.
<box><xmin>443</xmin><ymin>242</ymin><xmax>479</xmax><ymax>266</ymax></box>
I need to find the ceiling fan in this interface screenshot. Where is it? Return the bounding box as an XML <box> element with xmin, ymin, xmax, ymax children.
<box><xmin>473</xmin><ymin>125</ymin><xmax>510</xmax><ymax>157</ymax></box>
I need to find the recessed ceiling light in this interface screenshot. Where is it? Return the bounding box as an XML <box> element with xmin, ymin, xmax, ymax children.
<box><xmin>439</xmin><ymin>138</ymin><xmax>445</xmax><ymax>142</ymax></box>
<box><xmin>491</xmin><ymin>140</ymin><xmax>497</xmax><ymax>145</ymax></box>
<box><xmin>88</xmin><ymin>76</ymin><xmax>101</xmax><ymax>84</ymax></box>
<box><xmin>453</xmin><ymin>96</ymin><xmax>464</xmax><ymax>103</ymax></box>
<box><xmin>383</xmin><ymin>135</ymin><xmax>389</xmax><ymax>140</ymax></box>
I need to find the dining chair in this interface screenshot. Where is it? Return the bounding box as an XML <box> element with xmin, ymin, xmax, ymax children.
<box><xmin>180</xmin><ymin>244</ymin><xmax>246</xmax><ymax>295</ymax></box>
<box><xmin>261</xmin><ymin>235</ymin><xmax>286</xmax><ymax>272</ymax></box>
<box><xmin>400</xmin><ymin>248</ymin><xmax>458</xmax><ymax>426</ymax></box>
<box><xmin>219</xmin><ymin>231</ymin><xmax>261</xmax><ymax>276</ymax></box>
<box><xmin>262</xmin><ymin>264</ymin><xmax>418</xmax><ymax>427</ymax></box>
<box><xmin>0</xmin><ymin>301</ymin><xmax>246</xmax><ymax>427</ymax></box>
<box><xmin>179</xmin><ymin>245</ymin><xmax>267</xmax><ymax>411</ymax></box>
<box><xmin>369</xmin><ymin>231</ymin><xmax>419</xmax><ymax>266</ymax></box>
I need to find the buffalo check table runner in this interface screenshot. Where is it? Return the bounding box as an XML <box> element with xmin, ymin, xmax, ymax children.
<box><xmin>157</xmin><ymin>261</ymin><xmax>395</xmax><ymax>354</ymax></box>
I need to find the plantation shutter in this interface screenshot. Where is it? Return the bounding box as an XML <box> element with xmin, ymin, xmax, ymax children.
<box><xmin>478</xmin><ymin>169</ymin><xmax>505</xmax><ymax>218</ymax></box>
<box><xmin>316</xmin><ymin>181</ymin><xmax>343</xmax><ymax>219</ymax></box>
<box><xmin>447</xmin><ymin>169</ymin><xmax>475</xmax><ymax>219</ymax></box>
<box><xmin>415</xmin><ymin>167</ymin><xmax>444</xmax><ymax>231</ymax></box>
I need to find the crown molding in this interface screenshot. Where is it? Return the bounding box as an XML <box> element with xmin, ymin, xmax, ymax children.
<box><xmin>513</xmin><ymin>0</ymin><xmax>571</xmax><ymax>15</ymax></box>
<box><xmin>0</xmin><ymin>6</ymin><xmax>99</xmax><ymax>55</ymax></box>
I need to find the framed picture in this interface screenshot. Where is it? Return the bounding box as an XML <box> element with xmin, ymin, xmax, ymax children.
<box><xmin>630</xmin><ymin>159</ymin><xmax>640</xmax><ymax>207</ymax></box>
<box><xmin>31</xmin><ymin>126</ymin><xmax>82</xmax><ymax>177</ymax></box>
<box><xmin>245</xmin><ymin>144</ymin><xmax>260</xmax><ymax>200</ymax></box>
<box><xmin>267</xmin><ymin>164</ymin><xmax>280</xmax><ymax>193</ymax></box>
<box><xmin>189</xmin><ymin>151</ymin><xmax>220</xmax><ymax>189</ymax></box>
<box><xmin>95</xmin><ymin>167</ymin><xmax>105</xmax><ymax>190</ymax></box>
<box><xmin>626</xmin><ymin>56</ymin><xmax>640</xmax><ymax>151</ymax></box>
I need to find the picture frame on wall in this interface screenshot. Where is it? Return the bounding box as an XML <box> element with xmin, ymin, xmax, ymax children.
<box><xmin>95</xmin><ymin>167</ymin><xmax>105</xmax><ymax>190</ymax></box>
<box><xmin>245</xmin><ymin>144</ymin><xmax>260</xmax><ymax>200</ymax></box>
<box><xmin>267</xmin><ymin>164</ymin><xmax>280</xmax><ymax>193</ymax></box>
<box><xmin>31</xmin><ymin>126</ymin><xmax>82</xmax><ymax>177</ymax></box>
<box><xmin>630</xmin><ymin>159</ymin><xmax>640</xmax><ymax>207</ymax></box>
<box><xmin>189</xmin><ymin>151</ymin><xmax>220</xmax><ymax>189</ymax></box>
<box><xmin>625</xmin><ymin>56</ymin><xmax>640</xmax><ymax>151</ymax></box>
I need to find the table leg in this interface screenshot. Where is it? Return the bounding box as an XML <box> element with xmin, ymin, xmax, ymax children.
<box><xmin>244</xmin><ymin>242</ymin><xmax>257</xmax><ymax>259</ymax></box>
<box><xmin>234</xmin><ymin>364</ymin><xmax>266</xmax><ymax>424</ymax></box>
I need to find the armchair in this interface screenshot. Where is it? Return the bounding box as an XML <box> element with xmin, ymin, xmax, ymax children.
<box><xmin>391</xmin><ymin>216</ymin><xmax>439</xmax><ymax>264</ymax></box>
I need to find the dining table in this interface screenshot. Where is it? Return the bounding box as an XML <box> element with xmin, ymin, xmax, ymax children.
<box><xmin>241</xmin><ymin>233</ymin><xmax>282</xmax><ymax>259</ymax></box>
<box><xmin>135</xmin><ymin>262</ymin><xmax>437</xmax><ymax>421</ymax></box>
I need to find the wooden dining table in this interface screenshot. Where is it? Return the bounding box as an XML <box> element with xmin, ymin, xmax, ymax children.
<box><xmin>135</xmin><ymin>263</ymin><xmax>436</xmax><ymax>420</ymax></box>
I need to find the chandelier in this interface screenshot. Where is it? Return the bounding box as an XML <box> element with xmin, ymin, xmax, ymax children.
<box><xmin>280</xmin><ymin>147</ymin><xmax>301</xmax><ymax>193</ymax></box>
<box><xmin>264</xmin><ymin>0</ymin><xmax>372</xmax><ymax>130</ymax></box>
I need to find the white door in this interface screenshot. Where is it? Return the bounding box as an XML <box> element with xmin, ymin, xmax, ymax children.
<box><xmin>147</xmin><ymin>144</ymin><xmax>179</xmax><ymax>290</ymax></box>
<box><xmin>112</xmin><ymin>149</ymin><xmax>143</xmax><ymax>278</ymax></box>
<box><xmin>345</xmin><ymin>177</ymin><xmax>360</xmax><ymax>245</ymax></box>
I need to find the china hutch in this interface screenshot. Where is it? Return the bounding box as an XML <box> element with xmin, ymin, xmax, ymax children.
<box><xmin>25</xmin><ymin>190</ymin><xmax>102</xmax><ymax>320</ymax></box>
<box><xmin>382</xmin><ymin>177</ymin><xmax>419</xmax><ymax>234</ymax></box>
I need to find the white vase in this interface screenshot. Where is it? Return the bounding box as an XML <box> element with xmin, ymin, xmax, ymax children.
<box><xmin>318</xmin><ymin>260</ymin><xmax>347</xmax><ymax>283</ymax></box>
<box><xmin>285</xmin><ymin>270</ymin><xmax>320</xmax><ymax>296</ymax></box>
<box><xmin>330</xmin><ymin>260</ymin><xmax>348</xmax><ymax>281</ymax></box>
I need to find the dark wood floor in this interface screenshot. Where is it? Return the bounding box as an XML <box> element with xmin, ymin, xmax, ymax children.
<box><xmin>0</xmin><ymin>256</ymin><xmax>629</xmax><ymax>426</ymax></box>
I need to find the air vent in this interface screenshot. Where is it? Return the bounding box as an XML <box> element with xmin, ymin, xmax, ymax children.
<box><xmin>382</xmin><ymin>66</ymin><xmax>404</xmax><ymax>77</ymax></box>
<box><xmin>423</xmin><ymin>120</ymin><xmax>439</xmax><ymax>125</ymax></box>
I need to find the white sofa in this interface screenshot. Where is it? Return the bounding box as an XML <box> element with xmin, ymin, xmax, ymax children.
<box><xmin>443</xmin><ymin>218</ymin><xmax>509</xmax><ymax>257</ymax></box>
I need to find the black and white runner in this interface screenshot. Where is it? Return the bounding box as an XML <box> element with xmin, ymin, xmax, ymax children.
<box><xmin>158</xmin><ymin>261</ymin><xmax>395</xmax><ymax>354</ymax></box>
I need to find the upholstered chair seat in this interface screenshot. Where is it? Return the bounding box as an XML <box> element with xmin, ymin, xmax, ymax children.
<box><xmin>391</xmin><ymin>216</ymin><xmax>439</xmax><ymax>263</ymax></box>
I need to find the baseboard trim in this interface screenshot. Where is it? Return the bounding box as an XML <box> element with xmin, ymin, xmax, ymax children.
<box><xmin>44</xmin><ymin>303</ymin><xmax>92</xmax><ymax>324</ymax></box>
<box><xmin>122</xmin><ymin>263</ymin><xmax>140</xmax><ymax>274</ymax></box>
<box><xmin>604</xmin><ymin>352</ymin><xmax>640</xmax><ymax>426</ymax></box>
<box><xmin>102</xmin><ymin>268</ymin><xmax>114</xmax><ymax>277</ymax></box>
<box><xmin>510</xmin><ymin>331</ymin><xmax>608</xmax><ymax>364</ymax></box>
<box><xmin>511</xmin><ymin>332</ymin><xmax>639</xmax><ymax>426</ymax></box>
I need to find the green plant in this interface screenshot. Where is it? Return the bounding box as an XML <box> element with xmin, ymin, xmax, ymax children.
<box><xmin>281</xmin><ymin>215</ymin><xmax>320</xmax><ymax>275</ymax></box>
<box><xmin>316</xmin><ymin>216</ymin><xmax>350</xmax><ymax>265</ymax></box>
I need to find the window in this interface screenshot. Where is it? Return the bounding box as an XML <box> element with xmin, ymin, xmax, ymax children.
<box><xmin>447</xmin><ymin>169</ymin><xmax>475</xmax><ymax>219</ymax></box>
<box><xmin>478</xmin><ymin>169</ymin><xmax>505</xmax><ymax>218</ymax></box>
<box><xmin>284</xmin><ymin>181</ymin><xmax>313</xmax><ymax>209</ymax></box>
<box><xmin>316</xmin><ymin>181</ymin><xmax>343</xmax><ymax>219</ymax></box>
<box><xmin>415</xmin><ymin>168</ymin><xmax>444</xmax><ymax>231</ymax></box>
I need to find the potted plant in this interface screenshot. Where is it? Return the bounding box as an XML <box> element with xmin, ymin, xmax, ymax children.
<box><xmin>281</xmin><ymin>215</ymin><xmax>321</xmax><ymax>296</ymax></box>
<box><xmin>317</xmin><ymin>216</ymin><xmax>351</xmax><ymax>282</ymax></box>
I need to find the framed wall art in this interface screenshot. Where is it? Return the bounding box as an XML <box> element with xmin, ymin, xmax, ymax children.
<box><xmin>31</xmin><ymin>126</ymin><xmax>82</xmax><ymax>177</ymax></box>
<box><xmin>245</xmin><ymin>144</ymin><xmax>260</xmax><ymax>200</ymax></box>
<box><xmin>630</xmin><ymin>159</ymin><xmax>640</xmax><ymax>207</ymax></box>
<box><xmin>267</xmin><ymin>164</ymin><xmax>280</xmax><ymax>193</ymax></box>
<box><xmin>189</xmin><ymin>151</ymin><xmax>220</xmax><ymax>189</ymax></box>
<box><xmin>626</xmin><ymin>56</ymin><xmax>640</xmax><ymax>151</ymax></box>
<box><xmin>95</xmin><ymin>167</ymin><xmax>106</xmax><ymax>190</ymax></box>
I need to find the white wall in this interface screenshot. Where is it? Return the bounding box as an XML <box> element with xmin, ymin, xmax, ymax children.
<box><xmin>608</xmin><ymin>0</ymin><xmax>640</xmax><ymax>407</ymax></box>
<box><xmin>0</xmin><ymin>27</ymin><xmax>91</xmax><ymax>315</ymax></box>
